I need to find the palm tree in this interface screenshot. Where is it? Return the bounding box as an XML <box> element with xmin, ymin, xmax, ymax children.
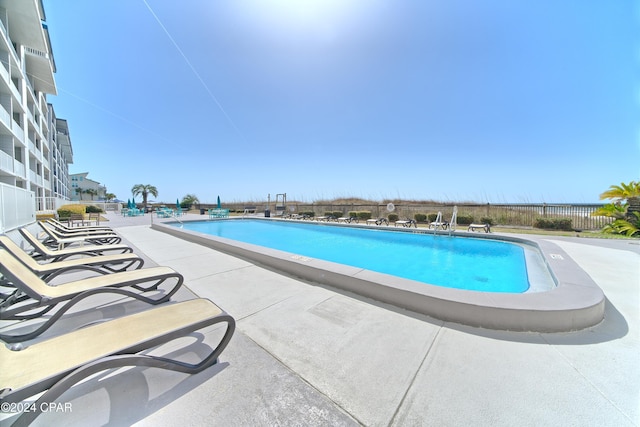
<box><xmin>75</xmin><ymin>187</ymin><xmax>83</xmax><ymax>201</ymax></box>
<box><xmin>595</xmin><ymin>181</ymin><xmax>640</xmax><ymax>237</ymax></box>
<box><xmin>600</xmin><ymin>181</ymin><xmax>640</xmax><ymax>218</ymax></box>
<box><xmin>84</xmin><ymin>188</ymin><xmax>98</xmax><ymax>200</ymax></box>
<box><xmin>131</xmin><ymin>184</ymin><xmax>158</xmax><ymax>207</ymax></box>
<box><xmin>181</xmin><ymin>194</ymin><xmax>199</xmax><ymax>207</ymax></box>
<box><xmin>105</xmin><ymin>193</ymin><xmax>116</xmax><ymax>202</ymax></box>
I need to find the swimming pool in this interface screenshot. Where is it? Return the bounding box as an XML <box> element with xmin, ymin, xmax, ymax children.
<box><xmin>178</xmin><ymin>219</ymin><xmax>532</xmax><ymax>293</ymax></box>
<box><xmin>152</xmin><ymin>218</ymin><xmax>605</xmax><ymax>332</ymax></box>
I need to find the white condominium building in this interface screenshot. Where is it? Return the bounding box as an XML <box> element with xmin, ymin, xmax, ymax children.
<box><xmin>0</xmin><ymin>0</ymin><xmax>73</xmax><ymax>232</ymax></box>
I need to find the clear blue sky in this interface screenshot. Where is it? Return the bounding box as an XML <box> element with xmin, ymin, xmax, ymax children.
<box><xmin>43</xmin><ymin>0</ymin><xmax>638</xmax><ymax>204</ymax></box>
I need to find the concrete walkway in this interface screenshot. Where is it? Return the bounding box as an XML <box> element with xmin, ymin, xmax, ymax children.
<box><xmin>5</xmin><ymin>212</ymin><xmax>639</xmax><ymax>426</ymax></box>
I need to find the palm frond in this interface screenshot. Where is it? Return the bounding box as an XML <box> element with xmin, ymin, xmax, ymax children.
<box><xmin>600</xmin><ymin>181</ymin><xmax>640</xmax><ymax>200</ymax></box>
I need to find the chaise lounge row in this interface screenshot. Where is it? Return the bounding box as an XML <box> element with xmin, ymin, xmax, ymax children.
<box><xmin>0</xmin><ymin>221</ymin><xmax>235</xmax><ymax>426</ymax></box>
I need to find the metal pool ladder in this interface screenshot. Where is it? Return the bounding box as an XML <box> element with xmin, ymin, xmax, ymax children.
<box><xmin>449</xmin><ymin>206</ymin><xmax>458</xmax><ymax>236</ymax></box>
<box><xmin>172</xmin><ymin>211</ymin><xmax>184</xmax><ymax>227</ymax></box>
<box><xmin>433</xmin><ymin>211</ymin><xmax>442</xmax><ymax>236</ymax></box>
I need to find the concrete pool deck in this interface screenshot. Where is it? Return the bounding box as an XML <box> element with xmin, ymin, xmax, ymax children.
<box><xmin>2</xmin><ymin>211</ymin><xmax>639</xmax><ymax>426</ymax></box>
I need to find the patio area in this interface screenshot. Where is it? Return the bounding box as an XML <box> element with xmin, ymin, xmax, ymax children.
<box><xmin>2</xmin><ymin>211</ymin><xmax>638</xmax><ymax>426</ymax></box>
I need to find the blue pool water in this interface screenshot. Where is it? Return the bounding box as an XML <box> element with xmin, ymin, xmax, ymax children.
<box><xmin>178</xmin><ymin>220</ymin><xmax>530</xmax><ymax>293</ymax></box>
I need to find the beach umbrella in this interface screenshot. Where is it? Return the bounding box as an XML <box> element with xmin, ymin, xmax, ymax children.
<box><xmin>176</xmin><ymin>198</ymin><xmax>180</xmax><ymax>209</ymax></box>
<box><xmin>131</xmin><ymin>196</ymin><xmax>135</xmax><ymax>208</ymax></box>
<box><xmin>127</xmin><ymin>199</ymin><xmax>131</xmax><ymax>209</ymax></box>
<box><xmin>217</xmin><ymin>195</ymin><xmax>221</xmax><ymax>209</ymax></box>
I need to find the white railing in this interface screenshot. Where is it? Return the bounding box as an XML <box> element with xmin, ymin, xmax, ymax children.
<box><xmin>0</xmin><ymin>183</ymin><xmax>35</xmax><ymax>233</ymax></box>
<box><xmin>24</xmin><ymin>46</ymin><xmax>49</xmax><ymax>59</ymax></box>
<box><xmin>9</xmin><ymin>80</ymin><xmax>21</xmax><ymax>104</ymax></box>
<box><xmin>28</xmin><ymin>169</ymin><xmax>38</xmax><ymax>184</ymax></box>
<box><xmin>0</xmin><ymin>149</ymin><xmax>12</xmax><ymax>172</ymax></box>
<box><xmin>11</xmin><ymin>119</ymin><xmax>24</xmax><ymax>140</ymax></box>
<box><xmin>26</xmin><ymin>107</ymin><xmax>35</xmax><ymax>128</ymax></box>
<box><xmin>36</xmin><ymin>196</ymin><xmax>67</xmax><ymax>212</ymax></box>
<box><xmin>0</xmin><ymin>104</ymin><xmax>10</xmax><ymax>125</ymax></box>
<box><xmin>0</xmin><ymin>61</ymin><xmax>8</xmax><ymax>85</ymax></box>
<box><xmin>0</xmin><ymin>16</ymin><xmax>7</xmax><ymax>39</ymax></box>
<box><xmin>13</xmin><ymin>159</ymin><xmax>25</xmax><ymax>177</ymax></box>
<box><xmin>74</xmin><ymin>201</ymin><xmax>121</xmax><ymax>212</ymax></box>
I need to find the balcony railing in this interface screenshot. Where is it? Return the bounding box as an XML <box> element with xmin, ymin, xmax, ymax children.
<box><xmin>11</xmin><ymin>119</ymin><xmax>24</xmax><ymax>141</ymax></box>
<box><xmin>0</xmin><ymin>149</ymin><xmax>12</xmax><ymax>172</ymax></box>
<box><xmin>0</xmin><ymin>183</ymin><xmax>36</xmax><ymax>233</ymax></box>
<box><xmin>13</xmin><ymin>159</ymin><xmax>25</xmax><ymax>177</ymax></box>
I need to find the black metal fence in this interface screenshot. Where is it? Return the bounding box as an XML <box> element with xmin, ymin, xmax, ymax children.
<box><xmin>219</xmin><ymin>202</ymin><xmax>612</xmax><ymax>230</ymax></box>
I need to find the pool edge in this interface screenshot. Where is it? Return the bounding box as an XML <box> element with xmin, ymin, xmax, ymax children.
<box><xmin>151</xmin><ymin>221</ymin><xmax>605</xmax><ymax>333</ymax></box>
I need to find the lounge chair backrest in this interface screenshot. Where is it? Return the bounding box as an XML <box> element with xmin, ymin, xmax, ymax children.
<box><xmin>18</xmin><ymin>228</ymin><xmax>52</xmax><ymax>255</ymax></box>
<box><xmin>0</xmin><ymin>248</ymin><xmax>52</xmax><ymax>300</ymax></box>
<box><xmin>0</xmin><ymin>236</ymin><xmax>41</xmax><ymax>270</ymax></box>
<box><xmin>37</xmin><ymin>221</ymin><xmax>64</xmax><ymax>240</ymax></box>
<box><xmin>37</xmin><ymin>222</ymin><xmax>120</xmax><ymax>246</ymax></box>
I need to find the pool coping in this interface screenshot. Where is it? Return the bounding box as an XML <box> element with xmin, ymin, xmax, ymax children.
<box><xmin>151</xmin><ymin>219</ymin><xmax>605</xmax><ymax>332</ymax></box>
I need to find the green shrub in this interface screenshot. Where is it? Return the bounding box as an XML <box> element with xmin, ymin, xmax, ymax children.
<box><xmin>356</xmin><ymin>211</ymin><xmax>372</xmax><ymax>220</ymax></box>
<box><xmin>427</xmin><ymin>213</ymin><xmax>438</xmax><ymax>222</ymax></box>
<box><xmin>414</xmin><ymin>213</ymin><xmax>427</xmax><ymax>222</ymax></box>
<box><xmin>85</xmin><ymin>205</ymin><xmax>104</xmax><ymax>213</ymax></box>
<box><xmin>301</xmin><ymin>211</ymin><xmax>315</xmax><ymax>217</ymax></box>
<box><xmin>388</xmin><ymin>213</ymin><xmax>399</xmax><ymax>222</ymax></box>
<box><xmin>456</xmin><ymin>215</ymin><xmax>474</xmax><ymax>225</ymax></box>
<box><xmin>348</xmin><ymin>211</ymin><xmax>358</xmax><ymax>218</ymax></box>
<box><xmin>534</xmin><ymin>218</ymin><xmax>573</xmax><ymax>231</ymax></box>
<box><xmin>480</xmin><ymin>217</ymin><xmax>494</xmax><ymax>226</ymax></box>
<box><xmin>57</xmin><ymin>204</ymin><xmax>86</xmax><ymax>219</ymax></box>
<box><xmin>332</xmin><ymin>211</ymin><xmax>343</xmax><ymax>218</ymax></box>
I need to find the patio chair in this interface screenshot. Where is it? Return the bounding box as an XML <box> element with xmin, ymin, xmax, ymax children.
<box><xmin>337</xmin><ymin>216</ymin><xmax>358</xmax><ymax>224</ymax></box>
<box><xmin>67</xmin><ymin>213</ymin><xmax>86</xmax><ymax>227</ymax></box>
<box><xmin>428</xmin><ymin>221</ymin><xmax>449</xmax><ymax>230</ymax></box>
<box><xmin>38</xmin><ymin>222</ymin><xmax>121</xmax><ymax>248</ymax></box>
<box><xmin>366</xmin><ymin>218</ymin><xmax>389</xmax><ymax>226</ymax></box>
<box><xmin>0</xmin><ymin>248</ymin><xmax>183</xmax><ymax>343</ymax></box>
<box><xmin>208</xmin><ymin>208</ymin><xmax>229</xmax><ymax>219</ymax></box>
<box><xmin>0</xmin><ymin>298</ymin><xmax>235</xmax><ymax>426</ymax></box>
<box><xmin>47</xmin><ymin>218</ymin><xmax>113</xmax><ymax>233</ymax></box>
<box><xmin>19</xmin><ymin>228</ymin><xmax>133</xmax><ymax>262</ymax></box>
<box><xmin>467</xmin><ymin>223</ymin><xmax>491</xmax><ymax>233</ymax></box>
<box><xmin>428</xmin><ymin>211</ymin><xmax>449</xmax><ymax>231</ymax></box>
<box><xmin>0</xmin><ymin>236</ymin><xmax>144</xmax><ymax>282</ymax></box>
<box><xmin>43</xmin><ymin>221</ymin><xmax>117</xmax><ymax>237</ymax></box>
<box><xmin>316</xmin><ymin>215</ymin><xmax>338</xmax><ymax>222</ymax></box>
<box><xmin>395</xmin><ymin>219</ymin><xmax>417</xmax><ymax>228</ymax></box>
<box><xmin>155</xmin><ymin>207</ymin><xmax>173</xmax><ymax>218</ymax></box>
